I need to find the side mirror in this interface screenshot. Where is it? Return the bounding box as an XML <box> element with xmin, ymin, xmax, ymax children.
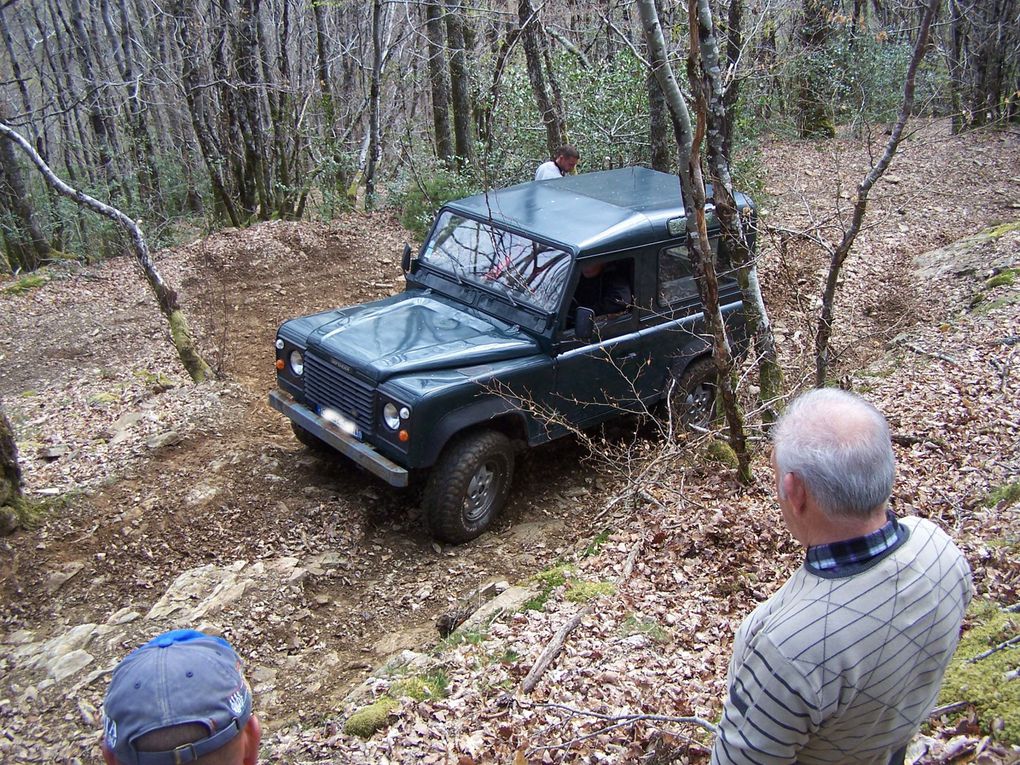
<box><xmin>575</xmin><ymin>307</ymin><xmax>595</xmax><ymax>341</ymax></box>
<box><xmin>401</xmin><ymin>243</ymin><xmax>412</xmax><ymax>274</ymax></box>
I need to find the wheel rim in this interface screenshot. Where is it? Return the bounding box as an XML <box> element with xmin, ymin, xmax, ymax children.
<box><xmin>463</xmin><ymin>460</ymin><xmax>502</xmax><ymax>523</ymax></box>
<box><xmin>681</xmin><ymin>382</ymin><xmax>715</xmax><ymax>428</ymax></box>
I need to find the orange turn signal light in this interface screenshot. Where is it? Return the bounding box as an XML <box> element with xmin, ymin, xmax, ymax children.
<box><xmin>398</xmin><ymin>430</ymin><xmax>410</xmax><ymax>442</ymax></box>
<box><xmin>275</xmin><ymin>359</ymin><xmax>285</xmax><ymax>370</ymax></box>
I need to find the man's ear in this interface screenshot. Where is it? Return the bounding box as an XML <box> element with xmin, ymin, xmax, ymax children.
<box><xmin>101</xmin><ymin>740</ymin><xmax>117</xmax><ymax>765</ymax></box>
<box><xmin>781</xmin><ymin>471</ymin><xmax>808</xmax><ymax>516</ymax></box>
<box><xmin>242</xmin><ymin>715</ymin><xmax>262</xmax><ymax>765</ymax></box>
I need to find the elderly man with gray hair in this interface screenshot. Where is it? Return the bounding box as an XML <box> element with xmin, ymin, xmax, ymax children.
<box><xmin>710</xmin><ymin>388</ymin><xmax>972</xmax><ymax>765</ymax></box>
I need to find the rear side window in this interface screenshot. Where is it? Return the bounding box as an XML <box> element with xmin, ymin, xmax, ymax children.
<box><xmin>657</xmin><ymin>245</ymin><xmax>697</xmax><ymax>306</ymax></box>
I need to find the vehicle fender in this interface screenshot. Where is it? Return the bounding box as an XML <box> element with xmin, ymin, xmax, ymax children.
<box><xmin>662</xmin><ymin>339</ymin><xmax>713</xmax><ymax>396</ymax></box>
<box><xmin>422</xmin><ymin>397</ymin><xmax>529</xmax><ymax>467</ymax></box>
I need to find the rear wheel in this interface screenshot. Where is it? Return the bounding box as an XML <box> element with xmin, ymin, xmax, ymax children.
<box><xmin>666</xmin><ymin>358</ymin><xmax>718</xmax><ymax>431</ymax></box>
<box><xmin>291</xmin><ymin>422</ymin><xmax>331</xmax><ymax>452</ymax></box>
<box><xmin>424</xmin><ymin>430</ymin><xmax>514</xmax><ymax>544</ymax></box>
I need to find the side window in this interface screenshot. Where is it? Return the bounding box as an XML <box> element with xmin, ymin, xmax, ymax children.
<box><xmin>657</xmin><ymin>245</ymin><xmax>697</xmax><ymax>306</ymax></box>
<box><xmin>657</xmin><ymin>238</ymin><xmax>721</xmax><ymax>307</ymax></box>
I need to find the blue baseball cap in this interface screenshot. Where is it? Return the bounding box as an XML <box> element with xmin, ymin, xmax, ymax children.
<box><xmin>102</xmin><ymin>630</ymin><xmax>253</xmax><ymax>765</ymax></box>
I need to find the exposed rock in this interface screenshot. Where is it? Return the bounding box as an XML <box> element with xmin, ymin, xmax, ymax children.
<box><xmin>105</xmin><ymin>607</ymin><xmax>140</xmax><ymax>625</ymax></box>
<box><xmin>145</xmin><ymin>430</ymin><xmax>182</xmax><ymax>449</ymax></box>
<box><xmin>146</xmin><ymin>561</ymin><xmax>252</xmax><ymax>622</ymax></box>
<box><xmin>0</xmin><ymin>504</ymin><xmax>18</xmax><ymax>535</ymax></box>
<box><xmin>458</xmin><ymin>585</ymin><xmax>538</xmax><ymax>634</ymax></box>
<box><xmin>50</xmin><ymin>650</ymin><xmax>94</xmax><ymax>681</ymax></box>
<box><xmin>46</xmin><ymin>561</ymin><xmax>85</xmax><ymax>594</ymax></box>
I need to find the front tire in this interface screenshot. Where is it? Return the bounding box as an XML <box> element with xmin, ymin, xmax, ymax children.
<box><xmin>666</xmin><ymin>358</ymin><xmax>718</xmax><ymax>431</ymax></box>
<box><xmin>424</xmin><ymin>430</ymin><xmax>514</xmax><ymax>544</ymax></box>
<box><xmin>292</xmin><ymin>422</ymin><xmax>331</xmax><ymax>452</ymax></box>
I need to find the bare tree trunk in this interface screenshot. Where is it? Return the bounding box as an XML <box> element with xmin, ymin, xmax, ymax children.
<box><xmin>0</xmin><ymin>107</ymin><xmax>51</xmax><ymax>272</ymax></box>
<box><xmin>0</xmin><ymin>404</ymin><xmax>23</xmax><ymax>535</ymax></box>
<box><xmin>365</xmin><ymin>0</ymin><xmax>384</xmax><ymax>207</ymax></box>
<box><xmin>0</xmin><ymin>121</ymin><xmax>213</xmax><ymax>383</ymax></box>
<box><xmin>520</xmin><ymin>0</ymin><xmax>566</xmax><ymax>155</ymax></box>
<box><xmin>647</xmin><ymin>70</ymin><xmax>671</xmax><ymax>171</ymax></box>
<box><xmin>68</xmin><ymin>0</ymin><xmax>123</xmax><ymax>201</ymax></box>
<box><xmin>170</xmin><ymin>0</ymin><xmax>242</xmax><ymax>227</ymax></box>
<box><xmin>638</xmin><ymin>0</ymin><xmax>751</xmax><ymax>483</ymax></box>
<box><xmin>445</xmin><ymin>0</ymin><xmax>474</xmax><ymax>165</ymax></box>
<box><xmin>693</xmin><ymin>0</ymin><xmax>782</xmax><ymax>425</ymax></box>
<box><xmin>109</xmin><ymin>0</ymin><xmax>163</xmax><ymax>211</ymax></box>
<box><xmin>814</xmin><ymin>0</ymin><xmax>940</xmax><ymax>386</ymax></box>
<box><xmin>425</xmin><ymin>0</ymin><xmax>454</xmax><ymax>165</ymax></box>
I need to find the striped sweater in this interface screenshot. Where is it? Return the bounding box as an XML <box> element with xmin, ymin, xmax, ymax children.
<box><xmin>710</xmin><ymin>516</ymin><xmax>973</xmax><ymax>765</ymax></box>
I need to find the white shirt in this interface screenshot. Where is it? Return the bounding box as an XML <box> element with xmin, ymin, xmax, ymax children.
<box><xmin>535</xmin><ymin>160</ymin><xmax>562</xmax><ymax>181</ymax></box>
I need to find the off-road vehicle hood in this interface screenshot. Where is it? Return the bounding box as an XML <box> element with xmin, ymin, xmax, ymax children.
<box><xmin>307</xmin><ymin>294</ymin><xmax>539</xmax><ymax>382</ymax></box>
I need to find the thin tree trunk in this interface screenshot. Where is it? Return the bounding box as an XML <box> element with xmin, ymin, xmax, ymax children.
<box><xmin>638</xmin><ymin>0</ymin><xmax>751</xmax><ymax>483</ymax></box>
<box><xmin>170</xmin><ymin>0</ymin><xmax>242</xmax><ymax>227</ymax></box>
<box><xmin>814</xmin><ymin>0</ymin><xmax>941</xmax><ymax>386</ymax></box>
<box><xmin>694</xmin><ymin>0</ymin><xmax>782</xmax><ymax>426</ymax></box>
<box><xmin>445</xmin><ymin>0</ymin><xmax>474</xmax><ymax>165</ymax></box>
<box><xmin>68</xmin><ymin>0</ymin><xmax>123</xmax><ymax>201</ymax></box>
<box><xmin>0</xmin><ymin>105</ymin><xmax>51</xmax><ymax>272</ymax></box>
<box><xmin>520</xmin><ymin>0</ymin><xmax>565</xmax><ymax>155</ymax></box>
<box><xmin>0</xmin><ymin>122</ymin><xmax>213</xmax><ymax>383</ymax></box>
<box><xmin>0</xmin><ymin>405</ymin><xmax>23</xmax><ymax>534</ymax></box>
<box><xmin>425</xmin><ymin>0</ymin><xmax>454</xmax><ymax>165</ymax></box>
<box><xmin>365</xmin><ymin>0</ymin><xmax>384</xmax><ymax>207</ymax></box>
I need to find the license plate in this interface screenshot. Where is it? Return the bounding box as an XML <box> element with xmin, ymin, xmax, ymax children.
<box><xmin>320</xmin><ymin>407</ymin><xmax>362</xmax><ymax>439</ymax></box>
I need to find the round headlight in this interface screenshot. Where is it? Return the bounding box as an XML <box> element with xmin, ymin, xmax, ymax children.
<box><xmin>383</xmin><ymin>402</ymin><xmax>401</xmax><ymax>430</ymax></box>
<box><xmin>289</xmin><ymin>350</ymin><xmax>304</xmax><ymax>376</ymax></box>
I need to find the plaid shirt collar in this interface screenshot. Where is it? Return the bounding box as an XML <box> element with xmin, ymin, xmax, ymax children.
<box><xmin>807</xmin><ymin>512</ymin><xmax>900</xmax><ymax>572</ymax></box>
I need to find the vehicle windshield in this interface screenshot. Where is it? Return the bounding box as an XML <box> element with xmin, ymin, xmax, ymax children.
<box><xmin>420</xmin><ymin>211</ymin><xmax>572</xmax><ymax>313</ymax></box>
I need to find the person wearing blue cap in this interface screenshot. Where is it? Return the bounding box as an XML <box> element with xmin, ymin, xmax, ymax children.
<box><xmin>101</xmin><ymin>629</ymin><xmax>261</xmax><ymax>765</ymax></box>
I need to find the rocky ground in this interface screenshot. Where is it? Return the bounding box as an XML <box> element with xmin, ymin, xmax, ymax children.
<box><xmin>0</xmin><ymin>119</ymin><xmax>1017</xmax><ymax>763</ymax></box>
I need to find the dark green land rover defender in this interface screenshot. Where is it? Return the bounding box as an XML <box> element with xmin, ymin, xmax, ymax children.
<box><xmin>270</xmin><ymin>167</ymin><xmax>755</xmax><ymax>542</ymax></box>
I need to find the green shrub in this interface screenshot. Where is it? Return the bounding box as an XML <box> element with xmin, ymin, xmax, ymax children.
<box><xmin>390</xmin><ymin>163</ymin><xmax>480</xmax><ymax>240</ymax></box>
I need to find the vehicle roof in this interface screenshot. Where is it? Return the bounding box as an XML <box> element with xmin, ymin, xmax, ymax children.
<box><xmin>443</xmin><ymin>166</ymin><xmax>749</xmax><ymax>256</ymax></box>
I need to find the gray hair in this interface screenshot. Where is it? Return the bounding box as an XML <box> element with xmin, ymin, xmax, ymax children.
<box><xmin>773</xmin><ymin>388</ymin><xmax>895</xmax><ymax>519</ymax></box>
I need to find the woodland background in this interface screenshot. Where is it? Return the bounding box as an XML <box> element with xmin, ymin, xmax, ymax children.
<box><xmin>0</xmin><ymin>0</ymin><xmax>1016</xmax><ymax>270</ymax></box>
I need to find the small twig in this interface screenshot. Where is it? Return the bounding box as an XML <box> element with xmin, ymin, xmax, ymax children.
<box><xmin>966</xmin><ymin>635</ymin><xmax>1020</xmax><ymax>663</ymax></box>
<box><xmin>521</xmin><ymin>535</ymin><xmax>644</xmax><ymax>693</ymax></box>
<box><xmin>929</xmin><ymin>700</ymin><xmax>970</xmax><ymax>718</ymax></box>
<box><xmin>896</xmin><ymin>339</ymin><xmax>962</xmax><ymax>367</ymax></box>
<box><xmin>521</xmin><ymin>700</ymin><xmax>716</xmax><ymax>757</ymax></box>
<box><xmin>988</xmin><ymin>336</ymin><xmax>1020</xmax><ymax>346</ymax></box>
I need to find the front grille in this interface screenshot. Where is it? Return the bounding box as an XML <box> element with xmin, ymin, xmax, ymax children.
<box><xmin>304</xmin><ymin>352</ymin><xmax>375</xmax><ymax>436</ymax></box>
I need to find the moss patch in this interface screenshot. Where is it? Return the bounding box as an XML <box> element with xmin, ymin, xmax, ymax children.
<box><xmin>4</xmin><ymin>274</ymin><xmax>48</xmax><ymax>295</ymax></box>
<box><xmin>620</xmin><ymin>614</ymin><xmax>671</xmax><ymax>643</ymax></box>
<box><xmin>986</xmin><ymin>221</ymin><xmax>1020</xmax><ymax>239</ymax></box>
<box><xmin>981</xmin><ymin>482</ymin><xmax>1020</xmax><ymax>510</ymax></box>
<box><xmin>531</xmin><ymin>563</ymin><xmax>574</xmax><ymax>588</ymax></box>
<box><xmin>343</xmin><ymin>697</ymin><xmax>399</xmax><ymax>738</ymax></box>
<box><xmin>582</xmin><ymin>528</ymin><xmax>612</xmax><ymax>558</ymax></box>
<box><xmin>985</xmin><ymin>267</ymin><xmax>1017</xmax><ymax>289</ymax></box>
<box><xmin>705</xmin><ymin>438</ymin><xmax>739</xmax><ymax>469</ymax></box>
<box><xmin>937</xmin><ymin>599</ymin><xmax>1020</xmax><ymax>744</ymax></box>
<box><xmin>565</xmin><ymin>580</ymin><xmax>615</xmax><ymax>603</ymax></box>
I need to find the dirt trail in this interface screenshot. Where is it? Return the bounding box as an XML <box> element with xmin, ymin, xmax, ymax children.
<box><xmin>1</xmin><ymin>121</ymin><xmax>1018</xmax><ymax>761</ymax></box>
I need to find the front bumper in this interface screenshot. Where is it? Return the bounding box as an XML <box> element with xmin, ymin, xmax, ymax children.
<box><xmin>268</xmin><ymin>389</ymin><xmax>409</xmax><ymax>488</ymax></box>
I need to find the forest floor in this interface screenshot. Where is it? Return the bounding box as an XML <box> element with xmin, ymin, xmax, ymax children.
<box><xmin>0</xmin><ymin>119</ymin><xmax>1018</xmax><ymax>764</ymax></box>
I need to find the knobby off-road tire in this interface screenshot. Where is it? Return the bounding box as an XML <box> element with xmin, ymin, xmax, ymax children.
<box><xmin>424</xmin><ymin>430</ymin><xmax>514</xmax><ymax>544</ymax></box>
<box><xmin>291</xmin><ymin>422</ymin><xmax>331</xmax><ymax>452</ymax></box>
<box><xmin>667</xmin><ymin>357</ymin><xmax>718</xmax><ymax>431</ymax></box>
